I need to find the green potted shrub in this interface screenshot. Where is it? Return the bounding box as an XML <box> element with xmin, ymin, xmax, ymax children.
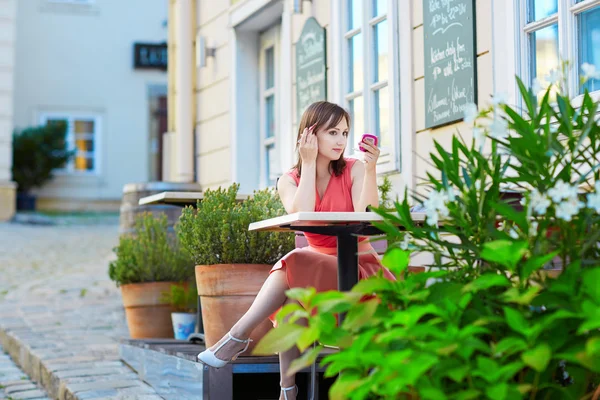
<box><xmin>109</xmin><ymin>212</ymin><xmax>195</xmax><ymax>339</ymax></box>
<box><xmin>176</xmin><ymin>183</ymin><xmax>295</xmax><ymax>350</ymax></box>
<box><xmin>12</xmin><ymin>121</ymin><xmax>73</xmax><ymax>210</ymax></box>
<box><xmin>255</xmin><ymin>66</ymin><xmax>600</xmax><ymax>399</ymax></box>
<box><xmin>161</xmin><ymin>283</ymin><xmax>198</xmax><ymax>340</ymax></box>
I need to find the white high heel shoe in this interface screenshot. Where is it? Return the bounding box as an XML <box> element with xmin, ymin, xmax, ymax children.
<box><xmin>196</xmin><ymin>332</ymin><xmax>252</xmax><ymax>368</ymax></box>
<box><xmin>281</xmin><ymin>385</ymin><xmax>298</xmax><ymax>400</ymax></box>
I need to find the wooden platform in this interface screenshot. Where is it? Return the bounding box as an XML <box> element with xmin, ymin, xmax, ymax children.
<box><xmin>120</xmin><ymin>338</ymin><xmax>336</xmax><ymax>399</ymax></box>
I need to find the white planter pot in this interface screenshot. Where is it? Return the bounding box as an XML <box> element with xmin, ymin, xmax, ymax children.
<box><xmin>171</xmin><ymin>312</ymin><xmax>197</xmax><ymax>340</ymax></box>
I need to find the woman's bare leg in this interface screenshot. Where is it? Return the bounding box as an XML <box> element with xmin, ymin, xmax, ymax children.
<box><xmin>278</xmin><ymin>298</ymin><xmax>307</xmax><ymax>400</ymax></box>
<box><xmin>206</xmin><ymin>269</ymin><xmax>289</xmax><ymax>358</ymax></box>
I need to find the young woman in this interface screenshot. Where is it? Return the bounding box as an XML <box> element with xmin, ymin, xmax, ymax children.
<box><xmin>197</xmin><ymin>101</ymin><xmax>395</xmax><ymax>400</ymax></box>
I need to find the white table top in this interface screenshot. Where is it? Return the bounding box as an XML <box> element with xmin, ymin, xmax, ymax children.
<box><xmin>139</xmin><ymin>191</ymin><xmax>249</xmax><ymax>206</ymax></box>
<box><xmin>248</xmin><ymin>211</ymin><xmax>427</xmax><ymax>232</ymax></box>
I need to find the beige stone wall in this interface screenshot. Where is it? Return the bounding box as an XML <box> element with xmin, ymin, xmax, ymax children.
<box><xmin>13</xmin><ymin>0</ymin><xmax>168</xmax><ymax>210</ymax></box>
<box><xmin>409</xmin><ymin>0</ymin><xmax>493</xmax><ymax>197</ymax></box>
<box><xmin>0</xmin><ymin>0</ymin><xmax>16</xmax><ymax>221</ymax></box>
<box><xmin>188</xmin><ymin>0</ymin><xmax>496</xmax><ymax>197</ymax></box>
<box><xmin>194</xmin><ymin>0</ymin><xmax>231</xmax><ymax>189</ymax></box>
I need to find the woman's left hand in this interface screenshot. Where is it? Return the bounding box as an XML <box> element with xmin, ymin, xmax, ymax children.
<box><xmin>361</xmin><ymin>141</ymin><xmax>380</xmax><ymax>171</ymax></box>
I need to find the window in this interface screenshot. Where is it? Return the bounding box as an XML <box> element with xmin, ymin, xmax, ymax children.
<box><xmin>519</xmin><ymin>0</ymin><xmax>600</xmax><ymax>96</ymax></box>
<box><xmin>342</xmin><ymin>0</ymin><xmax>398</xmax><ymax>172</ymax></box>
<box><xmin>39</xmin><ymin>113</ymin><xmax>101</xmax><ymax>175</ymax></box>
<box><xmin>259</xmin><ymin>26</ymin><xmax>280</xmax><ymax>187</ymax></box>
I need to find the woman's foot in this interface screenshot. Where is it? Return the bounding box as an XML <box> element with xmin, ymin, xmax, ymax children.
<box><xmin>280</xmin><ymin>385</ymin><xmax>298</xmax><ymax>400</ymax></box>
<box><xmin>196</xmin><ymin>332</ymin><xmax>252</xmax><ymax>368</ymax></box>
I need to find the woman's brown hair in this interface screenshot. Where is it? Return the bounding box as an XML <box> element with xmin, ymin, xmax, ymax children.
<box><xmin>293</xmin><ymin>101</ymin><xmax>351</xmax><ymax>177</ymax></box>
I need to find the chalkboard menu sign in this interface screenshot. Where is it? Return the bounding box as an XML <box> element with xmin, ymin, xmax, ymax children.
<box><xmin>423</xmin><ymin>0</ymin><xmax>477</xmax><ymax>129</ymax></box>
<box><xmin>296</xmin><ymin>18</ymin><xmax>327</xmax><ymax>122</ymax></box>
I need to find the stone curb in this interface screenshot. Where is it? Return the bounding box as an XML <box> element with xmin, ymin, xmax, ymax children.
<box><xmin>0</xmin><ymin>328</ymin><xmax>160</xmax><ymax>400</ymax></box>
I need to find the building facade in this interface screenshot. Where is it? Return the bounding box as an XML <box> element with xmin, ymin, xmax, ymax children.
<box><xmin>11</xmin><ymin>0</ymin><xmax>169</xmax><ymax>211</ymax></box>
<box><xmin>164</xmin><ymin>0</ymin><xmax>600</xmax><ymax>199</ymax></box>
<box><xmin>0</xmin><ymin>0</ymin><xmax>16</xmax><ymax>221</ymax></box>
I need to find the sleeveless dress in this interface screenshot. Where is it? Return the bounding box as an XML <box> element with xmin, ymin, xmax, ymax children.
<box><xmin>269</xmin><ymin>158</ymin><xmax>396</xmax><ymax>323</ymax></box>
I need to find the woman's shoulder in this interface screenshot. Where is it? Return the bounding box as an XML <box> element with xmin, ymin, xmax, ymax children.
<box><xmin>282</xmin><ymin>168</ymin><xmax>300</xmax><ymax>184</ymax></box>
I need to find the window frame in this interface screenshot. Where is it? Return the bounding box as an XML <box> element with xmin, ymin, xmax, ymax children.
<box><xmin>340</xmin><ymin>0</ymin><xmax>401</xmax><ymax>174</ymax></box>
<box><xmin>39</xmin><ymin>112</ymin><xmax>102</xmax><ymax>176</ymax></box>
<box><xmin>258</xmin><ymin>25</ymin><xmax>281</xmax><ymax>189</ymax></box>
<box><xmin>517</xmin><ymin>0</ymin><xmax>600</xmax><ymax>103</ymax></box>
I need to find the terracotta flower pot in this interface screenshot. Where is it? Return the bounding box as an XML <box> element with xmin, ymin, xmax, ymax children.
<box><xmin>195</xmin><ymin>264</ymin><xmax>273</xmax><ymax>350</ymax></box>
<box><xmin>121</xmin><ymin>281</ymin><xmax>177</xmax><ymax>339</ymax></box>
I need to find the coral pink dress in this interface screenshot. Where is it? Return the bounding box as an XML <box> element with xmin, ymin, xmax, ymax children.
<box><xmin>269</xmin><ymin>158</ymin><xmax>396</xmax><ymax>322</ymax></box>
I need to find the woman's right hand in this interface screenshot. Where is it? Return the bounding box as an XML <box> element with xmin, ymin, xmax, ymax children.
<box><xmin>298</xmin><ymin>125</ymin><xmax>318</xmax><ymax>163</ymax></box>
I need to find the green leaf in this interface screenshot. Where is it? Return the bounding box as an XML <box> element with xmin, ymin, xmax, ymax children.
<box><xmin>328</xmin><ymin>371</ymin><xmax>363</xmax><ymax>400</ymax></box>
<box><xmin>503</xmin><ymin>307</ymin><xmax>529</xmax><ymax>337</ymax></box>
<box><xmin>581</xmin><ymin>268</ymin><xmax>600</xmax><ymax>302</ymax></box>
<box><xmin>450</xmin><ymin>389</ymin><xmax>481</xmax><ymax>400</ymax></box>
<box><xmin>252</xmin><ymin>323</ymin><xmax>305</xmax><ymax>355</ymax></box>
<box><xmin>381</xmin><ymin>247</ymin><xmax>410</xmax><ymax>274</ymax></box>
<box><xmin>521</xmin><ymin>251</ymin><xmax>560</xmax><ymax>279</ymax></box>
<box><xmin>463</xmin><ymin>273</ymin><xmax>510</xmax><ymax>293</ymax></box>
<box><xmin>285</xmin><ymin>287</ymin><xmax>316</xmax><ymax>305</ymax></box>
<box><xmin>494</xmin><ymin>337</ymin><xmax>528</xmax><ymax>357</ymax></box>
<box><xmin>585</xmin><ymin>337</ymin><xmax>600</xmax><ymax>357</ymax></box>
<box><xmin>446</xmin><ymin>365</ymin><xmax>470</xmax><ymax>383</ymax></box>
<box><xmin>492</xmin><ymin>201</ymin><xmax>527</xmax><ymax>229</ymax></box>
<box><xmin>501</xmin><ymin>286</ymin><xmax>540</xmax><ymax>305</ymax></box>
<box><xmin>351</xmin><ymin>277</ymin><xmax>395</xmax><ymax>294</ymax></box>
<box><xmin>419</xmin><ymin>387</ymin><xmax>448</xmax><ymax>400</ymax></box>
<box><xmin>313</xmin><ymin>291</ymin><xmax>360</xmax><ymax>313</ymax></box>
<box><xmin>480</xmin><ymin>240</ymin><xmax>528</xmax><ymax>270</ymax></box>
<box><xmin>297</xmin><ymin>326</ymin><xmax>320</xmax><ymax>352</ymax></box>
<box><xmin>486</xmin><ymin>383</ymin><xmax>508</xmax><ymax>400</ymax></box>
<box><xmin>286</xmin><ymin>345</ymin><xmax>323</xmax><ymax>376</ymax></box>
<box><xmin>521</xmin><ymin>343</ymin><xmax>551</xmax><ymax>372</ymax></box>
<box><xmin>341</xmin><ymin>299</ymin><xmax>379</xmax><ymax>331</ymax></box>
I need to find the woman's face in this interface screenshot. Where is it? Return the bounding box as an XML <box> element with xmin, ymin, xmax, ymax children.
<box><xmin>315</xmin><ymin>118</ymin><xmax>349</xmax><ymax>161</ymax></box>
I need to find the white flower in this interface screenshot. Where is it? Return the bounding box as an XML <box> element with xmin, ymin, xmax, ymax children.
<box><xmin>548</xmin><ymin>180</ymin><xmax>578</xmax><ymax>203</ymax></box>
<box><xmin>509</xmin><ymin>227</ymin><xmax>520</xmax><ymax>239</ymax></box>
<box><xmin>555</xmin><ymin>196</ymin><xmax>585</xmax><ymax>222</ymax></box>
<box><xmin>529</xmin><ymin>221</ymin><xmax>539</xmax><ymax>237</ymax></box>
<box><xmin>492</xmin><ymin>92</ymin><xmax>508</xmax><ymax>106</ymax></box>
<box><xmin>530</xmin><ymin>189</ymin><xmax>551</xmax><ymax>215</ymax></box>
<box><xmin>587</xmin><ymin>183</ymin><xmax>600</xmax><ymax>213</ymax></box>
<box><xmin>581</xmin><ymin>63</ymin><xmax>600</xmax><ymax>81</ymax></box>
<box><xmin>400</xmin><ymin>233</ymin><xmax>412</xmax><ymax>250</ymax></box>
<box><xmin>463</xmin><ymin>103</ymin><xmax>479</xmax><ymax>124</ymax></box>
<box><xmin>489</xmin><ymin>118</ymin><xmax>509</xmax><ymax>139</ymax></box>
<box><xmin>473</xmin><ymin>127</ymin><xmax>486</xmax><ymax>150</ymax></box>
<box><xmin>532</xmin><ymin>78</ymin><xmax>543</xmax><ymax>94</ymax></box>
<box><xmin>423</xmin><ymin>189</ymin><xmax>451</xmax><ymax>226</ymax></box>
<box><xmin>475</xmin><ymin>181</ymin><xmax>482</xmax><ymax>191</ymax></box>
<box><xmin>545</xmin><ymin>69</ymin><xmax>561</xmax><ymax>86</ymax></box>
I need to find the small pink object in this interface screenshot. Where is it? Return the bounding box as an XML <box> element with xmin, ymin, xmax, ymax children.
<box><xmin>359</xmin><ymin>133</ymin><xmax>378</xmax><ymax>152</ymax></box>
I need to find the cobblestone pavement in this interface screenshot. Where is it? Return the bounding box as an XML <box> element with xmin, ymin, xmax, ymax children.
<box><xmin>0</xmin><ymin>343</ymin><xmax>50</xmax><ymax>400</ymax></box>
<box><xmin>0</xmin><ymin>221</ymin><xmax>163</xmax><ymax>400</ymax></box>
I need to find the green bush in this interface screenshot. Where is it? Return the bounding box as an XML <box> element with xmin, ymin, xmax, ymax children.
<box><xmin>109</xmin><ymin>213</ymin><xmax>195</xmax><ymax>286</ymax></box>
<box><xmin>12</xmin><ymin>122</ymin><xmax>74</xmax><ymax>194</ymax></box>
<box><xmin>160</xmin><ymin>283</ymin><xmax>198</xmax><ymax>313</ymax></box>
<box><xmin>176</xmin><ymin>183</ymin><xmax>295</xmax><ymax>265</ymax></box>
<box><xmin>255</xmin><ymin>65</ymin><xmax>600</xmax><ymax>399</ymax></box>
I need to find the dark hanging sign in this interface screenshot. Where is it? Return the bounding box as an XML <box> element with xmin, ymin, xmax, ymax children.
<box><xmin>296</xmin><ymin>17</ymin><xmax>327</xmax><ymax>122</ymax></box>
<box><xmin>423</xmin><ymin>0</ymin><xmax>477</xmax><ymax>129</ymax></box>
<box><xmin>133</xmin><ymin>42</ymin><xmax>168</xmax><ymax>71</ymax></box>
